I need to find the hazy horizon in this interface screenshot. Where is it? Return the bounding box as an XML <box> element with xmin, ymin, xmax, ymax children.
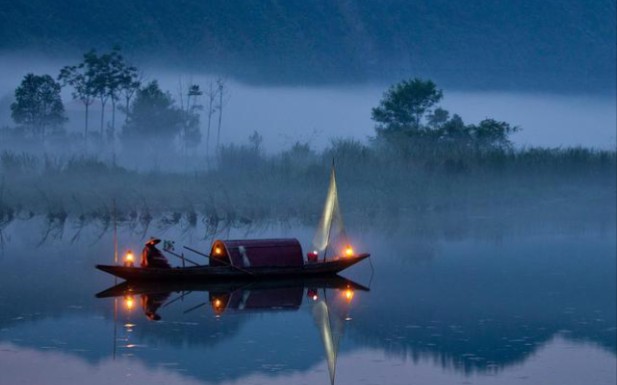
<box><xmin>1</xmin><ymin>55</ymin><xmax>615</xmax><ymax>154</ymax></box>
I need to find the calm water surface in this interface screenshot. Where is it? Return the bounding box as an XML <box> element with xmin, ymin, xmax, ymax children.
<box><xmin>0</xmin><ymin>221</ymin><xmax>614</xmax><ymax>385</ymax></box>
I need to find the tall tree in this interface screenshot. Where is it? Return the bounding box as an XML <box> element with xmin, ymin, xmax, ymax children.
<box><xmin>183</xmin><ymin>84</ymin><xmax>203</xmax><ymax>151</ymax></box>
<box><xmin>122</xmin><ymin>80</ymin><xmax>185</xmax><ymax>146</ymax></box>
<box><xmin>118</xmin><ymin>62</ymin><xmax>141</xmax><ymax>126</ymax></box>
<box><xmin>215</xmin><ymin>77</ymin><xmax>228</xmax><ymax>152</ymax></box>
<box><xmin>58</xmin><ymin>50</ymin><xmax>98</xmax><ymax>144</ymax></box>
<box><xmin>11</xmin><ymin>73</ymin><xmax>66</xmax><ymax>140</ymax></box>
<box><xmin>88</xmin><ymin>51</ymin><xmax>113</xmax><ymax>139</ymax></box>
<box><xmin>204</xmin><ymin>81</ymin><xmax>218</xmax><ymax>157</ymax></box>
<box><xmin>372</xmin><ymin>78</ymin><xmax>443</xmax><ymax>136</ymax></box>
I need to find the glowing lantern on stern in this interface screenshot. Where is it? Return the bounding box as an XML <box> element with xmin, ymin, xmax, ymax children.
<box><xmin>344</xmin><ymin>245</ymin><xmax>354</xmax><ymax>257</ymax></box>
<box><xmin>307</xmin><ymin>250</ymin><xmax>319</xmax><ymax>263</ymax></box>
<box><xmin>124</xmin><ymin>250</ymin><xmax>135</xmax><ymax>267</ymax></box>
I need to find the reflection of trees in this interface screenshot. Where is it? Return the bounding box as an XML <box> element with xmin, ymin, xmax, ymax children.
<box><xmin>348</xmin><ymin>246</ymin><xmax>616</xmax><ymax>373</ymax></box>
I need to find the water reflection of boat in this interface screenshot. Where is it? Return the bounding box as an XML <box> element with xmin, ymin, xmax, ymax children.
<box><xmin>96</xmin><ymin>165</ymin><xmax>370</xmax><ymax>281</ymax></box>
<box><xmin>97</xmin><ymin>275</ymin><xmax>364</xmax><ymax>384</ymax></box>
<box><xmin>97</xmin><ymin>276</ymin><xmax>367</xmax><ymax>349</ymax></box>
<box><xmin>96</xmin><ymin>275</ymin><xmax>369</xmax><ymax>308</ymax></box>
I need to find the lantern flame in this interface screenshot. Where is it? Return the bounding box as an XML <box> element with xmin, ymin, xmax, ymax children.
<box><xmin>344</xmin><ymin>245</ymin><xmax>354</xmax><ymax>257</ymax></box>
<box><xmin>124</xmin><ymin>250</ymin><xmax>134</xmax><ymax>267</ymax></box>
<box><xmin>344</xmin><ymin>289</ymin><xmax>354</xmax><ymax>302</ymax></box>
<box><xmin>124</xmin><ymin>295</ymin><xmax>135</xmax><ymax>311</ymax></box>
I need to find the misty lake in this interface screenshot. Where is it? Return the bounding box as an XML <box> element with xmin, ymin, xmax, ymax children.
<box><xmin>0</xmin><ymin>218</ymin><xmax>614</xmax><ymax>385</ymax></box>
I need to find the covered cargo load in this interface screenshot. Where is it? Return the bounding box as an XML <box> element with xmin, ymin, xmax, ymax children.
<box><xmin>209</xmin><ymin>238</ymin><xmax>304</xmax><ymax>268</ymax></box>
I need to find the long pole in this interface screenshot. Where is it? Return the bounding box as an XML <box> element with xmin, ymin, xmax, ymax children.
<box><xmin>113</xmin><ymin>199</ymin><xmax>118</xmax><ymax>264</ymax></box>
<box><xmin>164</xmin><ymin>248</ymin><xmax>200</xmax><ymax>266</ymax></box>
<box><xmin>183</xmin><ymin>246</ymin><xmax>255</xmax><ymax>276</ymax></box>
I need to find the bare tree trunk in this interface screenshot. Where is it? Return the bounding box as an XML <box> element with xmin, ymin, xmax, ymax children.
<box><xmin>125</xmin><ymin>97</ymin><xmax>130</xmax><ymax>125</ymax></box>
<box><xmin>206</xmin><ymin>82</ymin><xmax>215</xmax><ymax>158</ymax></box>
<box><xmin>100</xmin><ymin>98</ymin><xmax>107</xmax><ymax>141</ymax></box>
<box><xmin>85</xmin><ymin>103</ymin><xmax>89</xmax><ymax>150</ymax></box>
<box><xmin>111</xmin><ymin>98</ymin><xmax>117</xmax><ymax>162</ymax></box>
<box><xmin>216</xmin><ymin>80</ymin><xmax>224</xmax><ymax>152</ymax></box>
<box><xmin>111</xmin><ymin>99</ymin><xmax>116</xmax><ymax>137</ymax></box>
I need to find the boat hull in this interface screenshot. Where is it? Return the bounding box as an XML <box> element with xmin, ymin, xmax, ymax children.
<box><xmin>95</xmin><ymin>274</ymin><xmax>370</xmax><ymax>298</ymax></box>
<box><xmin>96</xmin><ymin>253</ymin><xmax>369</xmax><ymax>281</ymax></box>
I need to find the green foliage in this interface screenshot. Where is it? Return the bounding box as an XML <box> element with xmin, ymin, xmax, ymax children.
<box><xmin>10</xmin><ymin>74</ymin><xmax>66</xmax><ymax>138</ymax></box>
<box><xmin>59</xmin><ymin>47</ymin><xmax>140</xmax><ymax>140</ymax></box>
<box><xmin>122</xmin><ymin>81</ymin><xmax>185</xmax><ymax>144</ymax></box>
<box><xmin>372</xmin><ymin>78</ymin><xmax>518</xmax><ymax>154</ymax></box>
<box><xmin>372</xmin><ymin>78</ymin><xmax>442</xmax><ymax>133</ymax></box>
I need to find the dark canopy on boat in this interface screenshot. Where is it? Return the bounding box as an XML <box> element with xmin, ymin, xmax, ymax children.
<box><xmin>209</xmin><ymin>239</ymin><xmax>304</xmax><ymax>268</ymax></box>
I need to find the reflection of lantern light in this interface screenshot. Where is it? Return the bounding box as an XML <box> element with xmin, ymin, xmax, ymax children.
<box><xmin>344</xmin><ymin>289</ymin><xmax>354</xmax><ymax>302</ymax></box>
<box><xmin>307</xmin><ymin>289</ymin><xmax>319</xmax><ymax>301</ymax></box>
<box><xmin>212</xmin><ymin>297</ymin><xmax>225</xmax><ymax>315</ymax></box>
<box><xmin>344</xmin><ymin>245</ymin><xmax>354</xmax><ymax>257</ymax></box>
<box><xmin>124</xmin><ymin>250</ymin><xmax>134</xmax><ymax>267</ymax></box>
<box><xmin>125</xmin><ymin>295</ymin><xmax>135</xmax><ymax>310</ymax></box>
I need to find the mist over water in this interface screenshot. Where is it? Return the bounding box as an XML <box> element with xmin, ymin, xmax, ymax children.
<box><xmin>0</xmin><ymin>57</ymin><xmax>615</xmax><ymax>154</ymax></box>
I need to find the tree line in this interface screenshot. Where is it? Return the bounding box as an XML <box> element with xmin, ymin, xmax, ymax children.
<box><xmin>7</xmin><ymin>47</ymin><xmax>228</xmax><ymax>155</ymax></box>
<box><xmin>8</xmin><ymin>50</ymin><xmax>517</xmax><ymax>159</ymax></box>
<box><xmin>371</xmin><ymin>78</ymin><xmax>518</xmax><ymax>154</ymax></box>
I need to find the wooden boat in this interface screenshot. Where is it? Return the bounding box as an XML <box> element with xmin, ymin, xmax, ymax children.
<box><xmin>96</xmin><ymin>165</ymin><xmax>370</xmax><ymax>282</ymax></box>
<box><xmin>96</xmin><ymin>253</ymin><xmax>369</xmax><ymax>281</ymax></box>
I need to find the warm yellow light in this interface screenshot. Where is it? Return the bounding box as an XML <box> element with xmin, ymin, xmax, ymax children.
<box><xmin>214</xmin><ymin>299</ymin><xmax>222</xmax><ymax>307</ymax></box>
<box><xmin>214</xmin><ymin>247</ymin><xmax>222</xmax><ymax>255</ymax></box>
<box><xmin>344</xmin><ymin>289</ymin><xmax>354</xmax><ymax>302</ymax></box>
<box><xmin>344</xmin><ymin>245</ymin><xmax>354</xmax><ymax>257</ymax></box>
<box><xmin>125</xmin><ymin>295</ymin><xmax>135</xmax><ymax>311</ymax></box>
<box><xmin>124</xmin><ymin>250</ymin><xmax>134</xmax><ymax>267</ymax></box>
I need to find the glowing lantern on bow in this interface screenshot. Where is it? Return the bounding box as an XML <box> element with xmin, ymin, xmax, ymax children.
<box><xmin>124</xmin><ymin>250</ymin><xmax>135</xmax><ymax>267</ymax></box>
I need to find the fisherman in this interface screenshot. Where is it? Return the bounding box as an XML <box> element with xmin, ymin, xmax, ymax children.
<box><xmin>141</xmin><ymin>237</ymin><xmax>171</xmax><ymax>268</ymax></box>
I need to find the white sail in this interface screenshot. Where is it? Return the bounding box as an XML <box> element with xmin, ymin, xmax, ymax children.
<box><xmin>312</xmin><ymin>166</ymin><xmax>345</xmax><ymax>254</ymax></box>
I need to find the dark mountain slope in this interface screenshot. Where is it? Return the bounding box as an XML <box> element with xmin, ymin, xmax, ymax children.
<box><xmin>1</xmin><ymin>0</ymin><xmax>614</xmax><ymax>92</ymax></box>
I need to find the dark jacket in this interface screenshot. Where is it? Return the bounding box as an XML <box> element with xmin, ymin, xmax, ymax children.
<box><xmin>141</xmin><ymin>243</ymin><xmax>171</xmax><ymax>268</ymax></box>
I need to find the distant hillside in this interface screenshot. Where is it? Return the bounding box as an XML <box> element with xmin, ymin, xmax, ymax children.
<box><xmin>1</xmin><ymin>0</ymin><xmax>615</xmax><ymax>92</ymax></box>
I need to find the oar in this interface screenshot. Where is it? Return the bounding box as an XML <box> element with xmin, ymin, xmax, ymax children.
<box><xmin>164</xmin><ymin>249</ymin><xmax>201</xmax><ymax>266</ymax></box>
<box><xmin>162</xmin><ymin>291</ymin><xmax>193</xmax><ymax>309</ymax></box>
<box><xmin>183</xmin><ymin>301</ymin><xmax>207</xmax><ymax>314</ymax></box>
<box><xmin>183</xmin><ymin>246</ymin><xmax>255</xmax><ymax>276</ymax></box>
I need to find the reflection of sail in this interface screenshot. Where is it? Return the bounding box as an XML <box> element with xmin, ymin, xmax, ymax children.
<box><xmin>313</xmin><ymin>166</ymin><xmax>345</xmax><ymax>255</ymax></box>
<box><xmin>313</xmin><ymin>301</ymin><xmax>337</xmax><ymax>385</ymax></box>
<box><xmin>313</xmin><ymin>295</ymin><xmax>347</xmax><ymax>385</ymax></box>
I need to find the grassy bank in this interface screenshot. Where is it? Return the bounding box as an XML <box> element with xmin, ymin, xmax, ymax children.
<box><xmin>1</xmin><ymin>142</ymin><xmax>615</xmax><ymax>240</ymax></box>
